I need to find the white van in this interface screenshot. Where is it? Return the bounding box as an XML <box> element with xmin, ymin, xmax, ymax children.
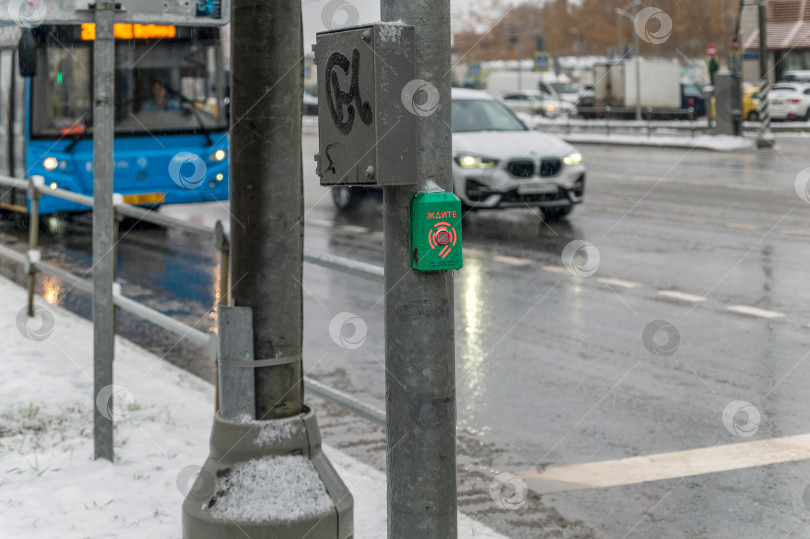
<box><xmin>486</xmin><ymin>71</ymin><xmax>580</xmax><ymax>104</ymax></box>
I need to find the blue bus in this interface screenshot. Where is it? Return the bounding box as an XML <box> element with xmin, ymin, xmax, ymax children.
<box><xmin>0</xmin><ymin>22</ymin><xmax>228</xmax><ymax>215</ymax></box>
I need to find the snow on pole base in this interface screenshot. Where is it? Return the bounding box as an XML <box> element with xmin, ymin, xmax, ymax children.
<box><xmin>182</xmin><ymin>408</ymin><xmax>352</xmax><ymax>538</ymax></box>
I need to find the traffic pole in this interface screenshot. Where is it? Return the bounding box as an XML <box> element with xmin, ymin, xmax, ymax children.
<box><xmin>92</xmin><ymin>1</ymin><xmax>115</xmax><ymax>462</ymax></box>
<box><xmin>380</xmin><ymin>1</ymin><xmax>458</xmax><ymax>538</ymax></box>
<box><xmin>183</xmin><ymin>1</ymin><xmax>351</xmax><ymax>536</ymax></box>
<box><xmin>633</xmin><ymin>1</ymin><xmax>642</xmax><ymax>121</ymax></box>
<box><xmin>756</xmin><ymin>0</ymin><xmax>774</xmax><ymax>148</ymax></box>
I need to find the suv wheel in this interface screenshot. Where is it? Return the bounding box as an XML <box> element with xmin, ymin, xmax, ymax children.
<box><xmin>543</xmin><ymin>206</ymin><xmax>573</xmax><ymax>222</ymax></box>
<box><xmin>332</xmin><ymin>185</ymin><xmax>364</xmax><ymax>211</ymax></box>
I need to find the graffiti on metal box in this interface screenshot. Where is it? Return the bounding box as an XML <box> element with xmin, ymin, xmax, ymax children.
<box><xmin>325</xmin><ymin>49</ymin><xmax>373</xmax><ymax>135</ymax></box>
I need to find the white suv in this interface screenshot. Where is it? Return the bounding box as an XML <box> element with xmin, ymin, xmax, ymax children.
<box><xmin>331</xmin><ymin>89</ymin><xmax>586</xmax><ymax>221</ymax></box>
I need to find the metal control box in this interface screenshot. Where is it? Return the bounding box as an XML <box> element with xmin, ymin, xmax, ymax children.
<box><xmin>314</xmin><ymin>23</ymin><xmax>417</xmax><ymax>186</ymax></box>
<box><xmin>410</xmin><ymin>192</ymin><xmax>463</xmax><ymax>272</ymax></box>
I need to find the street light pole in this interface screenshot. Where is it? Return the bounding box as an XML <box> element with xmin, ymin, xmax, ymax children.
<box><xmin>183</xmin><ymin>1</ymin><xmax>352</xmax><ymax>536</ymax></box>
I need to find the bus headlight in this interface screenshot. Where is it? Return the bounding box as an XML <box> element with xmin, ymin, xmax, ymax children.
<box><xmin>213</xmin><ymin>149</ymin><xmax>226</xmax><ymax>161</ymax></box>
<box><xmin>563</xmin><ymin>152</ymin><xmax>582</xmax><ymax>166</ymax></box>
<box><xmin>43</xmin><ymin>157</ymin><xmax>58</xmax><ymax>170</ymax></box>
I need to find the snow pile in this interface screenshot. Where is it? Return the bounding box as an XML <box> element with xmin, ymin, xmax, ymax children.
<box><xmin>207</xmin><ymin>455</ymin><xmax>334</xmax><ymax>523</ymax></box>
<box><xmin>560</xmin><ymin>132</ymin><xmax>755</xmax><ymax>152</ymax></box>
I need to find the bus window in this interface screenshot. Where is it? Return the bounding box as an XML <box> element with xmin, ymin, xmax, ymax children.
<box><xmin>30</xmin><ymin>43</ymin><xmax>92</xmax><ymax>136</ymax></box>
<box><xmin>30</xmin><ymin>29</ymin><xmax>227</xmax><ymax>138</ymax></box>
<box><xmin>12</xmin><ymin>48</ymin><xmax>24</xmax><ymax>178</ymax></box>
<box><xmin>113</xmin><ymin>39</ymin><xmax>226</xmax><ymax>134</ymax></box>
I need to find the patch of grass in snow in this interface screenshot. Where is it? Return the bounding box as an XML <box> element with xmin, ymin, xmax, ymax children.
<box><xmin>0</xmin><ymin>401</ymin><xmax>88</xmax><ymax>456</ymax></box>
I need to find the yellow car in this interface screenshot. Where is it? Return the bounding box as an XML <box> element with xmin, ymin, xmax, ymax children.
<box><xmin>710</xmin><ymin>86</ymin><xmax>761</xmax><ymax>122</ymax></box>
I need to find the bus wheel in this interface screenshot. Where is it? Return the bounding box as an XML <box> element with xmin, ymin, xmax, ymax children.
<box><xmin>12</xmin><ymin>213</ymin><xmax>30</xmax><ymax>231</ymax></box>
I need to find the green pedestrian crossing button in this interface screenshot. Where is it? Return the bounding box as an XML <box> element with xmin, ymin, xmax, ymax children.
<box><xmin>410</xmin><ymin>192</ymin><xmax>463</xmax><ymax>272</ymax></box>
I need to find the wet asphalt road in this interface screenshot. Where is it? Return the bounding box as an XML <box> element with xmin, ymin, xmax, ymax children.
<box><xmin>3</xmin><ymin>134</ymin><xmax>810</xmax><ymax>538</ymax></box>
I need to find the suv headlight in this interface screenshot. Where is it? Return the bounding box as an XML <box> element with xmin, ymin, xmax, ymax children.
<box><xmin>563</xmin><ymin>152</ymin><xmax>582</xmax><ymax>166</ymax></box>
<box><xmin>455</xmin><ymin>155</ymin><xmax>498</xmax><ymax>169</ymax></box>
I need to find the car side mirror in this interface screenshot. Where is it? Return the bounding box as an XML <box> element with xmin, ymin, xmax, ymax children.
<box><xmin>18</xmin><ymin>29</ymin><xmax>37</xmax><ymax>77</ymax></box>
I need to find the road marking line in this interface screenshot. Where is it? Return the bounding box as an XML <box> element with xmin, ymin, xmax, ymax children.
<box><xmin>726</xmin><ymin>223</ymin><xmax>761</xmax><ymax>231</ymax></box>
<box><xmin>516</xmin><ymin>433</ymin><xmax>810</xmax><ymax>495</ymax></box>
<box><xmin>598</xmin><ymin>277</ymin><xmax>640</xmax><ymax>289</ymax></box>
<box><xmin>658</xmin><ymin>290</ymin><xmax>706</xmax><ymax>303</ymax></box>
<box><xmin>727</xmin><ymin>305</ymin><xmax>785</xmax><ymax>319</ymax></box>
<box><xmin>542</xmin><ymin>265</ymin><xmax>570</xmax><ymax>276</ymax></box>
<box><xmin>782</xmin><ymin>229</ymin><xmax>810</xmax><ymax>237</ymax></box>
<box><xmin>494</xmin><ymin>255</ymin><xmax>531</xmax><ymax>266</ymax></box>
<box><xmin>307</xmin><ymin>219</ymin><xmax>333</xmax><ymax>228</ymax></box>
<box><xmin>340</xmin><ymin>225</ymin><xmax>368</xmax><ymax>233</ymax></box>
<box><xmin>464</xmin><ymin>247</ymin><xmax>484</xmax><ymax>256</ymax></box>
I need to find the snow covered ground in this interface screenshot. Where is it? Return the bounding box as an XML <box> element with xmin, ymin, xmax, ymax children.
<box><xmin>558</xmin><ymin>132</ymin><xmax>756</xmax><ymax>151</ymax></box>
<box><xmin>0</xmin><ymin>275</ymin><xmax>505</xmax><ymax>538</ymax></box>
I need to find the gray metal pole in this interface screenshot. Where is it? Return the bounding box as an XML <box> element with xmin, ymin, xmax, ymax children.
<box><xmin>756</xmin><ymin>0</ymin><xmax>774</xmax><ymax>147</ymax></box>
<box><xmin>380</xmin><ymin>2</ymin><xmax>458</xmax><ymax>538</ymax></box>
<box><xmin>92</xmin><ymin>1</ymin><xmax>115</xmax><ymax>461</ymax></box>
<box><xmin>634</xmin><ymin>1</ymin><xmax>642</xmax><ymax>121</ymax></box>
<box><xmin>229</xmin><ymin>0</ymin><xmax>303</xmax><ymax>420</ymax></box>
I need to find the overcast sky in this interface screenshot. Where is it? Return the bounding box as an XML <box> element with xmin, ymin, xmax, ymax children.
<box><xmin>301</xmin><ymin>0</ymin><xmax>525</xmax><ymax>49</ymax></box>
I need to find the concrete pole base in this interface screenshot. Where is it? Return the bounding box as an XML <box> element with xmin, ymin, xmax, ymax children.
<box><xmin>756</xmin><ymin>133</ymin><xmax>776</xmax><ymax>148</ymax></box>
<box><xmin>182</xmin><ymin>407</ymin><xmax>352</xmax><ymax>538</ymax></box>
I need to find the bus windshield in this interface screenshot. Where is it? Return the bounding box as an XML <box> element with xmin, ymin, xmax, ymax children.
<box><xmin>31</xmin><ymin>26</ymin><xmax>227</xmax><ymax>137</ymax></box>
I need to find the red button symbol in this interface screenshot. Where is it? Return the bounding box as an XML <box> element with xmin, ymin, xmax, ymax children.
<box><xmin>435</xmin><ymin>229</ymin><xmax>451</xmax><ymax>245</ymax></box>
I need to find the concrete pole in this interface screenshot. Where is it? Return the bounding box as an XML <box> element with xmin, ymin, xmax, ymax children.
<box><xmin>229</xmin><ymin>0</ymin><xmax>304</xmax><ymax>420</ymax></box>
<box><xmin>92</xmin><ymin>1</ymin><xmax>115</xmax><ymax>462</ymax></box>
<box><xmin>756</xmin><ymin>0</ymin><xmax>774</xmax><ymax>148</ymax></box>
<box><xmin>380</xmin><ymin>2</ymin><xmax>458</xmax><ymax>538</ymax></box>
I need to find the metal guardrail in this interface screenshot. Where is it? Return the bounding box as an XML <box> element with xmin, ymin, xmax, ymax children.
<box><xmin>0</xmin><ymin>173</ymin><xmax>387</xmax><ymax>427</ymax></box>
<box><xmin>536</xmin><ymin>114</ymin><xmax>810</xmax><ymax>138</ymax></box>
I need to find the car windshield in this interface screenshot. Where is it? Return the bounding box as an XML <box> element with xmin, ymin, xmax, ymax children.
<box><xmin>452</xmin><ymin>99</ymin><xmax>528</xmax><ymax>133</ymax></box>
<box><xmin>682</xmin><ymin>84</ymin><xmax>702</xmax><ymax>97</ymax></box>
<box><xmin>773</xmin><ymin>85</ymin><xmax>799</xmax><ymax>92</ymax></box>
<box><xmin>550</xmin><ymin>82</ymin><xmax>578</xmax><ymax>94</ymax></box>
<box><xmin>30</xmin><ymin>25</ymin><xmax>227</xmax><ymax>137</ymax></box>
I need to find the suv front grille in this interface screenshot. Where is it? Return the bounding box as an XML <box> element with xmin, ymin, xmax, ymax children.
<box><xmin>507</xmin><ymin>160</ymin><xmax>535</xmax><ymax>178</ymax></box>
<box><xmin>539</xmin><ymin>158</ymin><xmax>562</xmax><ymax>177</ymax></box>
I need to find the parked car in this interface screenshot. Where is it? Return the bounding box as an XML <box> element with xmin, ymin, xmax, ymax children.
<box><xmin>709</xmin><ymin>86</ymin><xmax>762</xmax><ymax>122</ymax></box>
<box><xmin>681</xmin><ymin>82</ymin><xmax>707</xmax><ymax>118</ymax></box>
<box><xmin>782</xmin><ymin>70</ymin><xmax>810</xmax><ymax>83</ymax></box>
<box><xmin>499</xmin><ymin>91</ymin><xmax>576</xmax><ymax>118</ymax></box>
<box><xmin>303</xmin><ymin>92</ymin><xmax>318</xmax><ymax>115</ymax></box>
<box><xmin>575</xmin><ymin>89</ymin><xmax>600</xmax><ymax>118</ymax></box>
<box><xmin>769</xmin><ymin>83</ymin><xmax>810</xmax><ymax>122</ymax></box>
<box><xmin>331</xmin><ymin>89</ymin><xmax>586</xmax><ymax>220</ymax></box>
<box><xmin>486</xmin><ymin>71</ymin><xmax>580</xmax><ymax>104</ymax></box>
